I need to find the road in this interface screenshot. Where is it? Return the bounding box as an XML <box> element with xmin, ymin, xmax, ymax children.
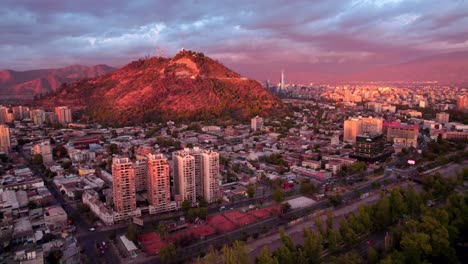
<box><xmin>19</xmin><ymin>149</ymin><xmax>121</xmax><ymax>264</ymax></box>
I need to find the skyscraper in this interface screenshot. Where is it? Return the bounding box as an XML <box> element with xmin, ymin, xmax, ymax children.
<box><xmin>0</xmin><ymin>106</ymin><xmax>9</xmax><ymax>124</ymax></box>
<box><xmin>0</xmin><ymin>125</ymin><xmax>10</xmax><ymax>154</ymax></box>
<box><xmin>280</xmin><ymin>70</ymin><xmax>285</xmax><ymax>91</ymax></box>
<box><xmin>147</xmin><ymin>154</ymin><xmax>171</xmax><ymax>210</ymax></box>
<box><xmin>54</xmin><ymin>106</ymin><xmax>72</xmax><ymax>124</ymax></box>
<box><xmin>201</xmin><ymin>150</ymin><xmax>220</xmax><ymax>203</ymax></box>
<box><xmin>173</xmin><ymin>151</ymin><xmax>196</xmax><ymax>205</ymax></box>
<box><xmin>112</xmin><ymin>157</ymin><xmax>136</xmax><ymax>214</ymax></box>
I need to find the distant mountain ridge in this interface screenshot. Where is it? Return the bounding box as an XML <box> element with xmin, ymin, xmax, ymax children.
<box><xmin>0</xmin><ymin>64</ymin><xmax>116</xmax><ymax>99</ymax></box>
<box><xmin>37</xmin><ymin>50</ymin><xmax>283</xmax><ymax>125</ymax></box>
<box><xmin>345</xmin><ymin>51</ymin><xmax>468</xmax><ymax>84</ymax></box>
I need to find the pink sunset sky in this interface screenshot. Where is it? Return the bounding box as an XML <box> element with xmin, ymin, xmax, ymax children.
<box><xmin>1</xmin><ymin>0</ymin><xmax>468</xmax><ymax>83</ymax></box>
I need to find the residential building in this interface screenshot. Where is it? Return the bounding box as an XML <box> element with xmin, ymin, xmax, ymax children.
<box><xmin>0</xmin><ymin>106</ymin><xmax>10</xmax><ymax>124</ymax></box>
<box><xmin>133</xmin><ymin>160</ymin><xmax>148</xmax><ymax>192</ymax></box>
<box><xmin>55</xmin><ymin>106</ymin><xmax>72</xmax><ymax>124</ymax></box>
<box><xmin>0</xmin><ymin>125</ymin><xmax>10</xmax><ymax>153</ymax></box>
<box><xmin>112</xmin><ymin>157</ymin><xmax>136</xmax><ymax>215</ymax></box>
<box><xmin>82</xmin><ymin>190</ymin><xmax>114</xmax><ymax>225</ymax></box>
<box><xmin>44</xmin><ymin>205</ymin><xmax>67</xmax><ymax>231</ymax></box>
<box><xmin>343</xmin><ymin>116</ymin><xmax>383</xmax><ymax>143</ymax></box>
<box><xmin>457</xmin><ymin>95</ymin><xmax>468</xmax><ymax>110</ymax></box>
<box><xmin>251</xmin><ymin>116</ymin><xmax>264</xmax><ymax>131</ymax></box>
<box><xmin>201</xmin><ymin>150</ymin><xmax>220</xmax><ymax>203</ymax></box>
<box><xmin>147</xmin><ymin>154</ymin><xmax>171</xmax><ymax>212</ymax></box>
<box><xmin>384</xmin><ymin>122</ymin><xmax>419</xmax><ymax>148</ymax></box>
<box><xmin>32</xmin><ymin>141</ymin><xmax>53</xmax><ymax>164</ymax></box>
<box><xmin>173</xmin><ymin>150</ymin><xmax>196</xmax><ymax>205</ymax></box>
<box><xmin>436</xmin><ymin>112</ymin><xmax>450</xmax><ymax>123</ymax></box>
<box><xmin>30</xmin><ymin>109</ymin><xmax>45</xmax><ymax>125</ymax></box>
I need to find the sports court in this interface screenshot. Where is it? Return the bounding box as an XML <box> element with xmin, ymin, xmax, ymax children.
<box><xmin>286</xmin><ymin>196</ymin><xmax>316</xmax><ymax>209</ymax></box>
<box><xmin>138</xmin><ymin>232</ymin><xmax>167</xmax><ymax>255</ymax></box>
<box><xmin>223</xmin><ymin>210</ymin><xmax>258</xmax><ymax>226</ymax></box>
<box><xmin>207</xmin><ymin>214</ymin><xmax>238</xmax><ymax>232</ymax></box>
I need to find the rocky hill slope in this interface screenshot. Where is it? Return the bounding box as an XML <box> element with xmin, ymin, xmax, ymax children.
<box><xmin>38</xmin><ymin>50</ymin><xmax>283</xmax><ymax>125</ymax></box>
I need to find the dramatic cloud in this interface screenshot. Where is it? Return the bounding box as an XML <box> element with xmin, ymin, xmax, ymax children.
<box><xmin>1</xmin><ymin>0</ymin><xmax>467</xmax><ymax>82</ymax></box>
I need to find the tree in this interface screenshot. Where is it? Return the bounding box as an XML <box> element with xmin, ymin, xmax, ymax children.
<box><xmin>53</xmin><ymin>144</ymin><xmax>68</xmax><ymax>159</ymax></box>
<box><xmin>328</xmin><ymin>194</ymin><xmax>343</xmax><ymax>207</ymax></box>
<box><xmin>232</xmin><ymin>240</ymin><xmax>249</xmax><ymax>264</ymax></box>
<box><xmin>255</xmin><ymin>246</ymin><xmax>279</xmax><ymax>264</ymax></box>
<box><xmin>326</xmin><ymin>211</ymin><xmax>334</xmax><ymax>230</ymax></box>
<box><xmin>367</xmin><ymin>247</ymin><xmax>379</xmax><ymax>264</ymax></box>
<box><xmin>159</xmin><ymin>243</ymin><xmax>176</xmax><ymax>264</ymax></box>
<box><xmin>400</xmin><ymin>232</ymin><xmax>432</xmax><ymax>263</ymax></box>
<box><xmin>198</xmin><ymin>246</ymin><xmax>220</xmax><ymax>264</ymax></box>
<box><xmin>356</xmin><ymin>205</ymin><xmax>373</xmax><ymax>232</ymax></box>
<box><xmin>0</xmin><ymin>153</ymin><xmax>8</xmax><ymax>163</ymax></box>
<box><xmin>107</xmin><ymin>143</ymin><xmax>119</xmax><ymax>155</ymax></box>
<box><xmin>314</xmin><ymin>218</ymin><xmax>326</xmax><ymax>237</ymax></box>
<box><xmin>327</xmin><ymin>228</ymin><xmax>342</xmax><ymax>251</ymax></box>
<box><xmin>273</xmin><ymin>190</ymin><xmax>284</xmax><ymax>204</ymax></box>
<box><xmin>273</xmin><ymin>245</ymin><xmax>296</xmax><ymax>264</ymax></box>
<box><xmin>373</xmin><ymin>196</ymin><xmax>392</xmax><ymax>229</ymax></box>
<box><xmin>126</xmin><ymin>223</ymin><xmax>138</xmax><ymax>242</ymax></box>
<box><xmin>339</xmin><ymin>218</ymin><xmax>357</xmax><ymax>244</ymax></box>
<box><xmin>303</xmin><ymin>228</ymin><xmax>323</xmax><ymax>262</ymax></box>
<box><xmin>247</xmin><ymin>186</ymin><xmax>255</xmax><ymax>198</ymax></box>
<box><xmin>389</xmin><ymin>188</ymin><xmax>407</xmax><ymax>222</ymax></box>
<box><xmin>300</xmin><ymin>180</ymin><xmax>317</xmax><ymax>195</ymax></box>
<box><xmin>281</xmin><ymin>202</ymin><xmax>291</xmax><ymax>214</ymax></box>
<box><xmin>339</xmin><ymin>250</ymin><xmax>363</xmax><ymax>264</ymax></box>
<box><xmin>111</xmin><ymin>129</ymin><xmax>118</xmax><ymax>138</ymax></box>
<box><xmin>157</xmin><ymin>224</ymin><xmax>169</xmax><ymax>241</ymax></box>
<box><xmin>181</xmin><ymin>200</ymin><xmax>191</xmax><ymax>213</ymax></box>
<box><xmin>46</xmin><ymin>250</ymin><xmax>63</xmax><ymax>264</ymax></box>
<box><xmin>31</xmin><ymin>154</ymin><xmax>43</xmax><ymax>165</ymax></box>
<box><xmin>404</xmin><ymin>186</ymin><xmax>422</xmax><ymax>216</ymax></box>
<box><xmin>350</xmin><ymin>161</ymin><xmax>367</xmax><ymax>174</ymax></box>
<box><xmin>187</xmin><ymin>207</ymin><xmax>208</xmax><ymax>222</ymax></box>
<box><xmin>61</xmin><ymin>161</ymin><xmax>72</xmax><ymax>170</ymax></box>
<box><xmin>279</xmin><ymin>228</ymin><xmax>295</xmax><ymax>253</ymax></box>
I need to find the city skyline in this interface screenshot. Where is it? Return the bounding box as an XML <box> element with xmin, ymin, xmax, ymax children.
<box><xmin>2</xmin><ymin>0</ymin><xmax>468</xmax><ymax>83</ymax></box>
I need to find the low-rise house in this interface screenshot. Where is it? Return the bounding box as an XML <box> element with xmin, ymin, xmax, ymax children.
<box><xmin>43</xmin><ymin>206</ymin><xmax>67</xmax><ymax>232</ymax></box>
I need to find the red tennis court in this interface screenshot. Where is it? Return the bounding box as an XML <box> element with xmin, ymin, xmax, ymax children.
<box><xmin>207</xmin><ymin>214</ymin><xmax>238</xmax><ymax>232</ymax></box>
<box><xmin>223</xmin><ymin>210</ymin><xmax>258</xmax><ymax>226</ymax></box>
<box><xmin>138</xmin><ymin>232</ymin><xmax>167</xmax><ymax>255</ymax></box>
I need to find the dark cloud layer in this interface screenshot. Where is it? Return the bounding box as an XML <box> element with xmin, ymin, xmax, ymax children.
<box><xmin>1</xmin><ymin>0</ymin><xmax>467</xmax><ymax>83</ymax></box>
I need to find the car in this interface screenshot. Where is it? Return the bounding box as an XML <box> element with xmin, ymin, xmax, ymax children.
<box><xmin>89</xmin><ymin>227</ymin><xmax>95</xmax><ymax>232</ymax></box>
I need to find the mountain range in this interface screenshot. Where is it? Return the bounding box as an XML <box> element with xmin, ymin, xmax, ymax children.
<box><xmin>0</xmin><ymin>64</ymin><xmax>116</xmax><ymax>99</ymax></box>
<box><xmin>36</xmin><ymin>50</ymin><xmax>283</xmax><ymax>125</ymax></box>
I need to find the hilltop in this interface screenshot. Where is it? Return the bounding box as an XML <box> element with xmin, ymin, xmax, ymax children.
<box><xmin>37</xmin><ymin>50</ymin><xmax>283</xmax><ymax>125</ymax></box>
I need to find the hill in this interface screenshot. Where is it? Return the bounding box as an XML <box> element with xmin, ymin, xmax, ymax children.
<box><xmin>0</xmin><ymin>64</ymin><xmax>116</xmax><ymax>99</ymax></box>
<box><xmin>38</xmin><ymin>50</ymin><xmax>283</xmax><ymax>125</ymax></box>
<box><xmin>346</xmin><ymin>51</ymin><xmax>468</xmax><ymax>84</ymax></box>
